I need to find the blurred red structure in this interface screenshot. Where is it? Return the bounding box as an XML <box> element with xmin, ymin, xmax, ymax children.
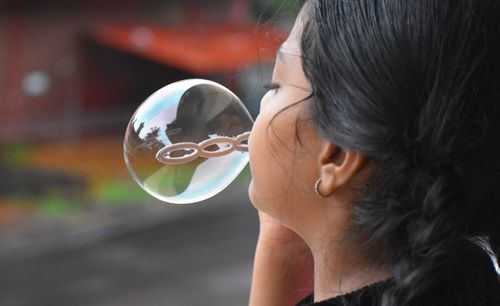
<box><xmin>0</xmin><ymin>0</ymin><xmax>286</xmax><ymax>142</ymax></box>
<box><xmin>91</xmin><ymin>24</ymin><xmax>284</xmax><ymax>75</ymax></box>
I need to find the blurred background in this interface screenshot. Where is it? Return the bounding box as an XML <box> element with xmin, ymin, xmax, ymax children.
<box><xmin>0</xmin><ymin>0</ymin><xmax>300</xmax><ymax>305</ymax></box>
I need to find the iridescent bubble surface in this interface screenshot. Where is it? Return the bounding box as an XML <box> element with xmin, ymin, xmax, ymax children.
<box><xmin>124</xmin><ymin>79</ymin><xmax>254</xmax><ymax>204</ymax></box>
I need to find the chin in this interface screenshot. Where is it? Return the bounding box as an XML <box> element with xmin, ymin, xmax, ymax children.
<box><xmin>248</xmin><ymin>179</ymin><xmax>268</xmax><ymax>214</ymax></box>
<box><xmin>247</xmin><ymin>180</ymin><xmax>280</xmax><ymax>220</ymax></box>
<box><xmin>248</xmin><ymin>179</ymin><xmax>258</xmax><ymax>208</ymax></box>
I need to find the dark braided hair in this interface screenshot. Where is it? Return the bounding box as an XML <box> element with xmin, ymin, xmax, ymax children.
<box><xmin>298</xmin><ymin>0</ymin><xmax>500</xmax><ymax>305</ymax></box>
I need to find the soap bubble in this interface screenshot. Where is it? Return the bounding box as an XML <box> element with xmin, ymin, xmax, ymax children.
<box><xmin>124</xmin><ymin>79</ymin><xmax>254</xmax><ymax>204</ymax></box>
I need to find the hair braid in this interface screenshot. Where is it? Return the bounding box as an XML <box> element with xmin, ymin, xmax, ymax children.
<box><xmin>382</xmin><ymin>165</ymin><xmax>468</xmax><ymax>305</ymax></box>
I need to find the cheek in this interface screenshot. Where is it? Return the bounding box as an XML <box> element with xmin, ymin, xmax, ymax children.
<box><xmin>247</xmin><ymin>101</ymin><xmax>298</xmax><ymax>213</ymax></box>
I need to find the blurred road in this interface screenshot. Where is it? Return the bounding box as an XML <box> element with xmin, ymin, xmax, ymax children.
<box><xmin>0</xmin><ymin>181</ymin><xmax>259</xmax><ymax>306</ymax></box>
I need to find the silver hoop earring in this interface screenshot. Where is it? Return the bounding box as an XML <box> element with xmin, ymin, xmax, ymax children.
<box><xmin>314</xmin><ymin>178</ymin><xmax>327</xmax><ymax>198</ymax></box>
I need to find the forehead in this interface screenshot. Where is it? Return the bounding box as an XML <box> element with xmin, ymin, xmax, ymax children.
<box><xmin>277</xmin><ymin>6</ymin><xmax>306</xmax><ymax>62</ymax></box>
<box><xmin>275</xmin><ymin>39</ymin><xmax>301</xmax><ymax>68</ymax></box>
<box><xmin>277</xmin><ymin>42</ymin><xmax>299</xmax><ymax>61</ymax></box>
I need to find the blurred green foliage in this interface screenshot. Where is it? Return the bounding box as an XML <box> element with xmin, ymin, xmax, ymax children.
<box><xmin>97</xmin><ymin>179</ymin><xmax>150</xmax><ymax>204</ymax></box>
<box><xmin>39</xmin><ymin>196</ymin><xmax>78</xmax><ymax>215</ymax></box>
<box><xmin>1</xmin><ymin>142</ymin><xmax>33</xmax><ymax>165</ymax></box>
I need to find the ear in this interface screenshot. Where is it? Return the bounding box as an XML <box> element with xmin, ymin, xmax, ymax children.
<box><xmin>317</xmin><ymin>142</ymin><xmax>367</xmax><ymax>197</ymax></box>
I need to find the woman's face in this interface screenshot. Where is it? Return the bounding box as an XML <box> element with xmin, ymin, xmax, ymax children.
<box><xmin>248</xmin><ymin>15</ymin><xmax>323</xmax><ymax>229</ymax></box>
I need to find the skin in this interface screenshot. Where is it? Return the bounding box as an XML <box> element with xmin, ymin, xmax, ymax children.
<box><xmin>248</xmin><ymin>8</ymin><xmax>392</xmax><ymax>305</ymax></box>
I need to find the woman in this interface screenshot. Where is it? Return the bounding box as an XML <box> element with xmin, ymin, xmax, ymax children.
<box><xmin>247</xmin><ymin>0</ymin><xmax>500</xmax><ymax>305</ymax></box>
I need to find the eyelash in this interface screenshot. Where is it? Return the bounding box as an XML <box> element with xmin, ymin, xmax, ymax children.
<box><xmin>263</xmin><ymin>83</ymin><xmax>280</xmax><ymax>93</ymax></box>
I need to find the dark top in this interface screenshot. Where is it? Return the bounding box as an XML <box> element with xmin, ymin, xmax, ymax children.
<box><xmin>296</xmin><ymin>278</ymin><xmax>393</xmax><ymax>306</ymax></box>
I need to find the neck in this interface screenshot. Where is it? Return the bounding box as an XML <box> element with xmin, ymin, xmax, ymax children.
<box><xmin>306</xmin><ymin>233</ymin><xmax>392</xmax><ymax>303</ymax></box>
